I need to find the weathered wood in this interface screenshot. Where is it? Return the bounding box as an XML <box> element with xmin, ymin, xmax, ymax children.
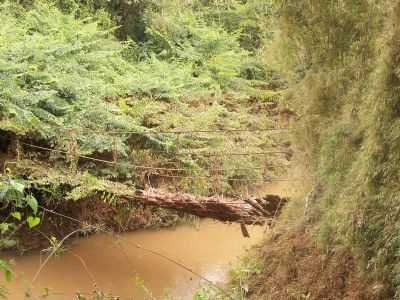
<box><xmin>243</xmin><ymin>198</ymin><xmax>270</xmax><ymax>217</ymax></box>
<box><xmin>240</xmin><ymin>223</ymin><xmax>250</xmax><ymax>238</ymax></box>
<box><xmin>13</xmin><ymin>161</ymin><xmax>288</xmax><ymax>225</ymax></box>
<box><xmin>128</xmin><ymin>189</ymin><xmax>288</xmax><ymax>225</ymax></box>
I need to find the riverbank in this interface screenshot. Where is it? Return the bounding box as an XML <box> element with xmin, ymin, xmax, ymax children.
<box><xmin>14</xmin><ymin>198</ymin><xmax>188</xmax><ymax>253</ymax></box>
<box><xmin>0</xmin><ymin>0</ymin><xmax>289</xmax><ymax>258</ymax></box>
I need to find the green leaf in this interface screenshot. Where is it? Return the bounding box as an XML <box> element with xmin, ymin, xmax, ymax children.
<box><xmin>4</xmin><ymin>270</ymin><xmax>12</xmax><ymax>282</ymax></box>
<box><xmin>42</xmin><ymin>287</ymin><xmax>50</xmax><ymax>297</ymax></box>
<box><xmin>0</xmin><ymin>260</ymin><xmax>12</xmax><ymax>282</ymax></box>
<box><xmin>26</xmin><ymin>195</ymin><xmax>38</xmax><ymax>215</ymax></box>
<box><xmin>0</xmin><ymin>185</ymin><xmax>9</xmax><ymax>200</ymax></box>
<box><xmin>9</xmin><ymin>179</ymin><xmax>25</xmax><ymax>194</ymax></box>
<box><xmin>11</xmin><ymin>212</ymin><xmax>21</xmax><ymax>221</ymax></box>
<box><xmin>0</xmin><ymin>223</ymin><xmax>10</xmax><ymax>234</ymax></box>
<box><xmin>26</xmin><ymin>216</ymin><xmax>40</xmax><ymax>229</ymax></box>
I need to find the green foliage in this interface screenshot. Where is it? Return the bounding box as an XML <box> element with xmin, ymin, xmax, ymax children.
<box><xmin>276</xmin><ymin>0</ymin><xmax>400</xmax><ymax>297</ymax></box>
<box><xmin>52</xmin><ymin>0</ymin><xmax>153</xmax><ymax>40</ymax></box>
<box><xmin>26</xmin><ymin>215</ymin><xmax>40</xmax><ymax>228</ymax></box>
<box><xmin>0</xmin><ymin>0</ymin><xmax>275</xmax><ymax>157</ymax></box>
<box><xmin>0</xmin><ymin>259</ymin><xmax>12</xmax><ymax>300</ymax></box>
<box><xmin>143</xmin><ymin>1</ymin><xmax>275</xmax><ymax>89</ymax></box>
<box><xmin>0</xmin><ymin>0</ymin><xmax>282</xmax><ymax>197</ymax></box>
<box><xmin>192</xmin><ymin>250</ymin><xmax>263</xmax><ymax>300</ymax></box>
<box><xmin>0</xmin><ymin>260</ymin><xmax>12</xmax><ymax>283</ymax></box>
<box><xmin>0</xmin><ymin>1</ymin><xmax>195</xmax><ymax>152</ymax></box>
<box><xmin>228</xmin><ymin>251</ymin><xmax>263</xmax><ymax>299</ymax></box>
<box><xmin>0</xmin><ymin>177</ymin><xmax>38</xmax><ymax>216</ymax></box>
<box><xmin>0</xmin><ymin>0</ymin><xmax>286</xmax><ymax>265</ymax></box>
<box><xmin>0</xmin><ymin>1</ymin><xmax>185</xmax><ymax>154</ymax></box>
<box><xmin>0</xmin><ymin>176</ymin><xmax>40</xmax><ymax>249</ymax></box>
<box><xmin>200</xmin><ymin>0</ymin><xmax>274</xmax><ymax>51</ymax></box>
<box><xmin>65</xmin><ymin>171</ymin><xmax>117</xmax><ymax>203</ymax></box>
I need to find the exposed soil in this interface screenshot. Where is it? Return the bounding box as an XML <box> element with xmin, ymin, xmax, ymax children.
<box><xmin>242</xmin><ymin>169</ymin><xmax>386</xmax><ymax>300</ymax></box>
<box><xmin>13</xmin><ymin>198</ymin><xmax>184</xmax><ymax>252</ymax></box>
<box><xmin>247</xmin><ymin>226</ymin><xmax>383</xmax><ymax>300</ymax></box>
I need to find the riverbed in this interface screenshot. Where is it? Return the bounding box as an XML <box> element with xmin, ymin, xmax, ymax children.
<box><xmin>1</xmin><ymin>220</ymin><xmax>264</xmax><ymax>299</ymax></box>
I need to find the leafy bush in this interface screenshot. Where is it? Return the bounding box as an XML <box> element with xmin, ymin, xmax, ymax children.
<box><xmin>0</xmin><ymin>1</ymin><xmax>202</xmax><ymax>155</ymax></box>
<box><xmin>144</xmin><ymin>7</ymin><xmax>248</xmax><ymax>89</ymax></box>
<box><xmin>200</xmin><ymin>0</ymin><xmax>274</xmax><ymax>51</ymax></box>
<box><xmin>0</xmin><ymin>176</ymin><xmax>40</xmax><ymax>249</ymax></box>
<box><xmin>0</xmin><ymin>259</ymin><xmax>12</xmax><ymax>299</ymax></box>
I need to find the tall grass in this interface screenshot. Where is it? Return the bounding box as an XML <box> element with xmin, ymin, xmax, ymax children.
<box><xmin>276</xmin><ymin>0</ymin><xmax>400</xmax><ymax>297</ymax></box>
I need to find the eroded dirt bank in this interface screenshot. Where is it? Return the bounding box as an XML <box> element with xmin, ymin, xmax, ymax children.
<box><xmin>13</xmin><ymin>199</ymin><xmax>186</xmax><ymax>252</ymax></box>
<box><xmin>243</xmin><ymin>175</ymin><xmax>382</xmax><ymax>300</ymax></box>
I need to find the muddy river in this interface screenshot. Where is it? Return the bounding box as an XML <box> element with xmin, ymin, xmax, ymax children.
<box><xmin>1</xmin><ymin>220</ymin><xmax>265</xmax><ymax>299</ymax></box>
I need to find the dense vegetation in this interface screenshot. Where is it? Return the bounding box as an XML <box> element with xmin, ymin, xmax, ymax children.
<box><xmin>6</xmin><ymin>0</ymin><xmax>400</xmax><ymax>299</ymax></box>
<box><xmin>237</xmin><ymin>1</ymin><xmax>400</xmax><ymax>299</ymax></box>
<box><xmin>0</xmin><ymin>0</ymin><xmax>285</xmax><ymax>191</ymax></box>
<box><xmin>192</xmin><ymin>1</ymin><xmax>400</xmax><ymax>299</ymax></box>
<box><xmin>0</xmin><ymin>0</ymin><xmax>283</xmax><ymax>219</ymax></box>
<box><xmin>0</xmin><ymin>0</ymin><xmax>289</xmax><ymax>298</ymax></box>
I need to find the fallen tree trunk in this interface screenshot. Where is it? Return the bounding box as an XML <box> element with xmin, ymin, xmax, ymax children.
<box><xmin>127</xmin><ymin>189</ymin><xmax>288</xmax><ymax>225</ymax></box>
<box><xmin>14</xmin><ymin>161</ymin><xmax>288</xmax><ymax>225</ymax></box>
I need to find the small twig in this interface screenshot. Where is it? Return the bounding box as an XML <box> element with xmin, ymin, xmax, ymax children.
<box><xmin>37</xmin><ymin>207</ymin><xmax>236</xmax><ymax>300</ymax></box>
<box><xmin>31</xmin><ymin>228</ymin><xmax>84</xmax><ymax>284</ymax></box>
<box><xmin>16</xmin><ymin>137</ymin><xmax>22</xmax><ymax>162</ymax></box>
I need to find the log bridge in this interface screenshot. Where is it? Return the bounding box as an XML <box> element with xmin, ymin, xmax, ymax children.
<box><xmin>13</xmin><ymin>160</ymin><xmax>288</xmax><ymax>226</ymax></box>
<box><xmin>128</xmin><ymin>189</ymin><xmax>288</xmax><ymax>225</ymax></box>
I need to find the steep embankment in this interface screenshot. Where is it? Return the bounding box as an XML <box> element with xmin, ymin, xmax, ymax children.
<box><xmin>240</xmin><ymin>1</ymin><xmax>400</xmax><ymax>299</ymax></box>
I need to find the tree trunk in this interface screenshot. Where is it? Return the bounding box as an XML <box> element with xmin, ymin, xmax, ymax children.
<box><xmin>128</xmin><ymin>189</ymin><xmax>288</xmax><ymax>225</ymax></box>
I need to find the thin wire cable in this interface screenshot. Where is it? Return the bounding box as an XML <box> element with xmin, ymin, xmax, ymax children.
<box><xmin>22</xmin><ymin>140</ymin><xmax>293</xmax><ymax>159</ymax></box>
<box><xmin>31</xmin><ymin>228</ymin><xmax>83</xmax><ymax>284</ymax></box>
<box><xmin>60</xmin><ymin>127</ymin><xmax>291</xmax><ymax>135</ymax></box>
<box><xmin>129</xmin><ymin>148</ymin><xmax>292</xmax><ymax>158</ymax></box>
<box><xmin>138</xmin><ymin>173</ymin><xmax>296</xmax><ymax>182</ymax></box>
<box><xmin>22</xmin><ymin>143</ymin><xmax>294</xmax><ymax>182</ymax></box>
<box><xmin>37</xmin><ymin>207</ymin><xmax>236</xmax><ymax>299</ymax></box>
<box><xmin>15</xmin><ymin>123</ymin><xmax>293</xmax><ymax>299</ymax></box>
<box><xmin>180</xmin><ymin>150</ymin><xmax>292</xmax><ymax>157</ymax></box>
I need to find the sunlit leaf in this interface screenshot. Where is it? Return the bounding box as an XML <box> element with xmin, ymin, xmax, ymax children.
<box><xmin>9</xmin><ymin>180</ymin><xmax>24</xmax><ymax>194</ymax></box>
<box><xmin>26</xmin><ymin>216</ymin><xmax>40</xmax><ymax>229</ymax></box>
<box><xmin>26</xmin><ymin>195</ymin><xmax>38</xmax><ymax>215</ymax></box>
<box><xmin>10</xmin><ymin>212</ymin><xmax>21</xmax><ymax>221</ymax></box>
<box><xmin>0</xmin><ymin>260</ymin><xmax>12</xmax><ymax>282</ymax></box>
<box><xmin>4</xmin><ymin>270</ymin><xmax>12</xmax><ymax>283</ymax></box>
<box><xmin>0</xmin><ymin>223</ymin><xmax>10</xmax><ymax>235</ymax></box>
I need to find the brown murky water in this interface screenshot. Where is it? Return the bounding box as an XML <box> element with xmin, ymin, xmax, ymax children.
<box><xmin>1</xmin><ymin>220</ymin><xmax>265</xmax><ymax>300</ymax></box>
